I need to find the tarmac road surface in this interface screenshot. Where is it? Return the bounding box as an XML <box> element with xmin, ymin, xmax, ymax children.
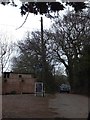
<box><xmin>49</xmin><ymin>93</ymin><xmax>88</xmax><ymax>118</ymax></box>
<box><xmin>2</xmin><ymin>93</ymin><xmax>88</xmax><ymax>119</ymax></box>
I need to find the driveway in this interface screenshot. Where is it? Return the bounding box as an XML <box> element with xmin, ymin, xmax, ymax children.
<box><xmin>49</xmin><ymin>93</ymin><xmax>88</xmax><ymax>118</ymax></box>
<box><xmin>2</xmin><ymin>93</ymin><xmax>88</xmax><ymax>119</ymax></box>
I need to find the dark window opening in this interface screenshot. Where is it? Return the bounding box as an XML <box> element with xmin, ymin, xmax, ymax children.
<box><xmin>4</xmin><ymin>73</ymin><xmax>6</xmax><ymax>78</ymax></box>
<box><xmin>7</xmin><ymin>73</ymin><xmax>10</xmax><ymax>78</ymax></box>
<box><xmin>21</xmin><ymin>79</ymin><xmax>24</xmax><ymax>82</ymax></box>
<box><xmin>3</xmin><ymin>72</ymin><xmax>10</xmax><ymax>78</ymax></box>
<box><xmin>4</xmin><ymin>79</ymin><xmax>7</xmax><ymax>82</ymax></box>
<box><xmin>19</xmin><ymin>75</ymin><xmax>22</xmax><ymax>78</ymax></box>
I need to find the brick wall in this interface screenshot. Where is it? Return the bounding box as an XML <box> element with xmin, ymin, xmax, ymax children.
<box><xmin>2</xmin><ymin>73</ymin><xmax>36</xmax><ymax>94</ymax></box>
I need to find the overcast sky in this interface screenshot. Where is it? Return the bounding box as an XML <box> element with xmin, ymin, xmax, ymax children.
<box><xmin>0</xmin><ymin>0</ymin><xmax>71</xmax><ymax>42</ymax></box>
<box><xmin>0</xmin><ymin>0</ymin><xmax>56</xmax><ymax>43</ymax></box>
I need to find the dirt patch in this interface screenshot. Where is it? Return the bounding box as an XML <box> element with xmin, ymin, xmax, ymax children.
<box><xmin>2</xmin><ymin>94</ymin><xmax>56</xmax><ymax>118</ymax></box>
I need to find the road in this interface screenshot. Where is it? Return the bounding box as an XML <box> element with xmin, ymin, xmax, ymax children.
<box><xmin>2</xmin><ymin>93</ymin><xmax>88</xmax><ymax>119</ymax></box>
<box><xmin>49</xmin><ymin>93</ymin><xmax>88</xmax><ymax>118</ymax></box>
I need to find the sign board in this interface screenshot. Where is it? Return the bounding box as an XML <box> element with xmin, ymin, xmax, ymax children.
<box><xmin>35</xmin><ymin>82</ymin><xmax>45</xmax><ymax>96</ymax></box>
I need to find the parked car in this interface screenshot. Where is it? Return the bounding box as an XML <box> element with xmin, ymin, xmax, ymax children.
<box><xmin>60</xmin><ymin>84</ymin><xmax>71</xmax><ymax>93</ymax></box>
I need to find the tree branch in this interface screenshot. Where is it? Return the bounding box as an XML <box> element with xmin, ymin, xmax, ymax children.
<box><xmin>16</xmin><ymin>12</ymin><xmax>29</xmax><ymax>30</ymax></box>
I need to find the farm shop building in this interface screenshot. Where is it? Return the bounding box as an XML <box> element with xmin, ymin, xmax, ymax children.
<box><xmin>2</xmin><ymin>72</ymin><xmax>36</xmax><ymax>94</ymax></box>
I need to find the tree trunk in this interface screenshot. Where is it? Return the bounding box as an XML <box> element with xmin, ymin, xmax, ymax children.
<box><xmin>67</xmin><ymin>58</ymin><xmax>74</xmax><ymax>90</ymax></box>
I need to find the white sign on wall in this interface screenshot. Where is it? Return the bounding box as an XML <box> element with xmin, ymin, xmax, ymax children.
<box><xmin>35</xmin><ymin>82</ymin><xmax>45</xmax><ymax>96</ymax></box>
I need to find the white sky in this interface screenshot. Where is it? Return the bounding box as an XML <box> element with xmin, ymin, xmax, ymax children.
<box><xmin>0</xmin><ymin>0</ymin><xmax>71</xmax><ymax>43</ymax></box>
<box><xmin>0</xmin><ymin>0</ymin><xmax>55</xmax><ymax>43</ymax></box>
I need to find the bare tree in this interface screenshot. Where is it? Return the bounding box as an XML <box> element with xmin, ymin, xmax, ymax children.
<box><xmin>12</xmin><ymin>30</ymin><xmax>56</xmax><ymax>92</ymax></box>
<box><xmin>0</xmin><ymin>35</ymin><xmax>14</xmax><ymax>75</ymax></box>
<box><xmin>50</xmin><ymin>11</ymin><xmax>90</xmax><ymax>89</ymax></box>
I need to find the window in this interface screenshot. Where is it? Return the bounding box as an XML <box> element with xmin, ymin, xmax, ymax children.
<box><xmin>3</xmin><ymin>72</ymin><xmax>10</xmax><ymax>78</ymax></box>
<box><xmin>4</xmin><ymin>79</ymin><xmax>7</xmax><ymax>82</ymax></box>
<box><xmin>7</xmin><ymin>73</ymin><xmax>10</xmax><ymax>78</ymax></box>
<box><xmin>19</xmin><ymin>75</ymin><xmax>22</xmax><ymax>78</ymax></box>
